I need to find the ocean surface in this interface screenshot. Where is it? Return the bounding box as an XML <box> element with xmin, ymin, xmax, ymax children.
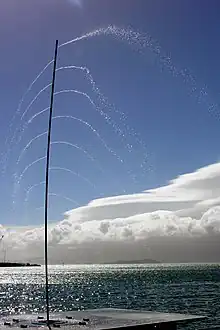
<box><xmin>0</xmin><ymin>263</ymin><xmax>220</xmax><ymax>329</ymax></box>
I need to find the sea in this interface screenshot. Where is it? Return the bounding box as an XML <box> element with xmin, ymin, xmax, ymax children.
<box><xmin>0</xmin><ymin>263</ymin><xmax>220</xmax><ymax>329</ymax></box>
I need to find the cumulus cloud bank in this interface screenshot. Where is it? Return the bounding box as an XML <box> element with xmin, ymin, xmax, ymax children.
<box><xmin>2</xmin><ymin>162</ymin><xmax>220</xmax><ymax>263</ymax></box>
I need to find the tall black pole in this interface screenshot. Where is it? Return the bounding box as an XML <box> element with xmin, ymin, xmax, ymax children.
<box><xmin>44</xmin><ymin>40</ymin><xmax>58</xmax><ymax>326</ymax></box>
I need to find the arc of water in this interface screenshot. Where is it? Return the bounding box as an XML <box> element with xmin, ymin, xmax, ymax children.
<box><xmin>14</xmin><ymin>61</ymin><xmax>53</xmax><ymax>119</ymax></box>
<box><xmin>53</xmin><ymin>91</ymin><xmax>144</xmax><ymax>185</ymax></box>
<box><xmin>23</xmin><ymin>181</ymin><xmax>46</xmax><ymax>221</ymax></box>
<box><xmin>27</xmin><ymin>66</ymin><xmax>150</xmax><ymax>184</ymax></box>
<box><xmin>5</xmin><ymin>108</ymin><xmax>51</xmax><ymax>161</ymax></box>
<box><xmin>2</xmin><ymin>60</ymin><xmax>53</xmax><ymax>156</ymax></box>
<box><xmin>23</xmin><ymin>167</ymin><xmax>95</xmax><ymax>211</ymax></box>
<box><xmin>4</xmin><ymin>24</ymin><xmax>216</xmax><ymax>174</ymax></box>
<box><xmin>14</xmin><ymin>156</ymin><xmax>46</xmax><ymax>193</ymax></box>
<box><xmin>54</xmin><ymin>89</ymin><xmax>112</xmax><ymax>123</ymax></box>
<box><xmin>76</xmin><ymin>65</ymin><xmax>150</xmax><ymax>171</ymax></box>
<box><xmin>26</xmin><ymin>67</ymin><xmax>149</xmax><ymax>183</ymax></box>
<box><xmin>2</xmin><ymin>75</ymin><xmax>124</xmax><ymax>176</ymax></box>
<box><xmin>56</xmin><ymin>65</ymin><xmax>133</xmax><ymax>149</ymax></box>
<box><xmin>58</xmin><ymin>28</ymin><xmax>106</xmax><ymax>48</ymax></box>
<box><xmin>59</xmin><ymin>25</ymin><xmax>218</xmax><ymax>115</ymax></box>
<box><xmin>2</xmin><ymin>85</ymin><xmax>51</xmax><ymax>173</ymax></box>
<box><xmin>34</xmin><ymin>193</ymin><xmax>79</xmax><ymax>217</ymax></box>
<box><xmin>21</xmin><ymin>109</ymin><xmax>124</xmax><ymax>167</ymax></box>
<box><xmin>28</xmin><ymin>107</ymin><xmax>50</xmax><ymax>124</ymax></box>
<box><xmin>24</xmin><ymin>181</ymin><xmax>46</xmax><ymax>204</ymax></box>
<box><xmin>12</xmin><ymin>131</ymin><xmax>47</xmax><ymax>201</ymax></box>
<box><xmin>35</xmin><ymin>206</ymin><xmax>45</xmax><ymax>212</ymax></box>
<box><xmin>52</xmin><ymin>115</ymin><xmax>123</xmax><ymax>164</ymax></box>
<box><xmin>4</xmin><ymin>26</ymin><xmax>107</xmax><ymax>161</ymax></box>
<box><xmin>56</xmin><ymin>65</ymin><xmax>127</xmax><ymax>121</ymax></box>
<box><xmin>56</xmin><ymin>65</ymin><xmax>88</xmax><ymax>74</ymax></box>
<box><xmin>53</xmin><ymin>89</ymin><xmax>147</xmax><ymax>170</ymax></box>
<box><xmin>21</xmin><ymin>83</ymin><xmax>52</xmax><ymax>121</ymax></box>
<box><xmin>12</xmin><ymin>156</ymin><xmax>46</xmax><ymax>208</ymax></box>
<box><xmin>54</xmin><ymin>90</ymin><xmax>133</xmax><ymax>162</ymax></box>
<box><xmin>48</xmin><ymin>193</ymin><xmax>79</xmax><ymax>206</ymax></box>
<box><xmin>10</xmin><ymin>64</ymin><xmax>103</xmax><ymax>148</ymax></box>
<box><xmin>15</xmin><ymin>110</ymin><xmax>135</xmax><ymax>190</ymax></box>
<box><xmin>14</xmin><ymin>112</ymin><xmax>137</xmax><ymax>203</ymax></box>
<box><xmin>24</xmin><ymin>186</ymin><xmax>79</xmax><ymax>221</ymax></box>
<box><xmin>50</xmin><ymin>141</ymin><xmax>103</xmax><ymax>172</ymax></box>
<box><xmin>4</xmin><ymin>66</ymin><xmax>91</xmax><ymax>168</ymax></box>
<box><xmin>10</xmin><ymin>84</ymin><xmax>51</xmax><ymax>149</ymax></box>
<box><xmin>56</xmin><ymin>64</ymin><xmax>115</xmax><ymax>116</ymax></box>
<box><xmin>58</xmin><ymin>26</ymin><xmax>156</xmax><ymax>59</ymax></box>
<box><xmin>3</xmin><ymin>25</ymin><xmax>158</xmax><ymax>189</ymax></box>
<box><xmin>23</xmin><ymin>167</ymin><xmax>95</xmax><ymax>216</ymax></box>
<box><xmin>2</xmin><ymin>26</ymin><xmax>153</xmax><ymax>175</ymax></box>
<box><xmin>5</xmin><ymin>27</ymin><xmax>105</xmax><ymax>163</ymax></box>
<box><xmin>25</xmin><ymin>191</ymin><xmax>80</xmax><ymax>220</ymax></box>
<box><xmin>16</xmin><ymin>132</ymin><xmax>47</xmax><ymax>165</ymax></box>
<box><xmin>49</xmin><ymin>166</ymin><xmax>95</xmax><ymax>188</ymax></box>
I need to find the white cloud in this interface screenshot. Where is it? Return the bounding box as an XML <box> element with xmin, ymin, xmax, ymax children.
<box><xmin>2</xmin><ymin>162</ymin><xmax>220</xmax><ymax>263</ymax></box>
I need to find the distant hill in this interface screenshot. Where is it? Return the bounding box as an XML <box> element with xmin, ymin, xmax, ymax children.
<box><xmin>105</xmin><ymin>259</ymin><xmax>160</xmax><ymax>264</ymax></box>
<box><xmin>53</xmin><ymin>259</ymin><xmax>160</xmax><ymax>265</ymax></box>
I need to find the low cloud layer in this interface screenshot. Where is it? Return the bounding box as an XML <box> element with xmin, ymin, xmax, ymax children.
<box><xmin>2</xmin><ymin>162</ymin><xmax>220</xmax><ymax>263</ymax></box>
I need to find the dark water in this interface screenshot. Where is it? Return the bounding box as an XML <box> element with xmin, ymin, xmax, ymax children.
<box><xmin>0</xmin><ymin>264</ymin><xmax>220</xmax><ymax>329</ymax></box>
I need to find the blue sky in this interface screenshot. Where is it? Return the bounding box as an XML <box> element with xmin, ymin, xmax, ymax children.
<box><xmin>1</xmin><ymin>0</ymin><xmax>220</xmax><ymax>226</ymax></box>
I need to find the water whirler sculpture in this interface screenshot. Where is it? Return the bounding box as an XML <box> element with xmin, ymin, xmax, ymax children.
<box><xmin>0</xmin><ymin>33</ymin><xmax>206</xmax><ymax>330</ymax></box>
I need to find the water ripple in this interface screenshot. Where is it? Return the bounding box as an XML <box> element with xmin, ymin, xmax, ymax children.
<box><xmin>0</xmin><ymin>264</ymin><xmax>219</xmax><ymax>329</ymax></box>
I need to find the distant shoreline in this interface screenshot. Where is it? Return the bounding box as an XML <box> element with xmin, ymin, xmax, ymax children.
<box><xmin>104</xmin><ymin>259</ymin><xmax>160</xmax><ymax>264</ymax></box>
<box><xmin>51</xmin><ymin>261</ymin><xmax>220</xmax><ymax>265</ymax></box>
<box><xmin>54</xmin><ymin>259</ymin><xmax>160</xmax><ymax>265</ymax></box>
<box><xmin>0</xmin><ymin>262</ymin><xmax>41</xmax><ymax>267</ymax></box>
